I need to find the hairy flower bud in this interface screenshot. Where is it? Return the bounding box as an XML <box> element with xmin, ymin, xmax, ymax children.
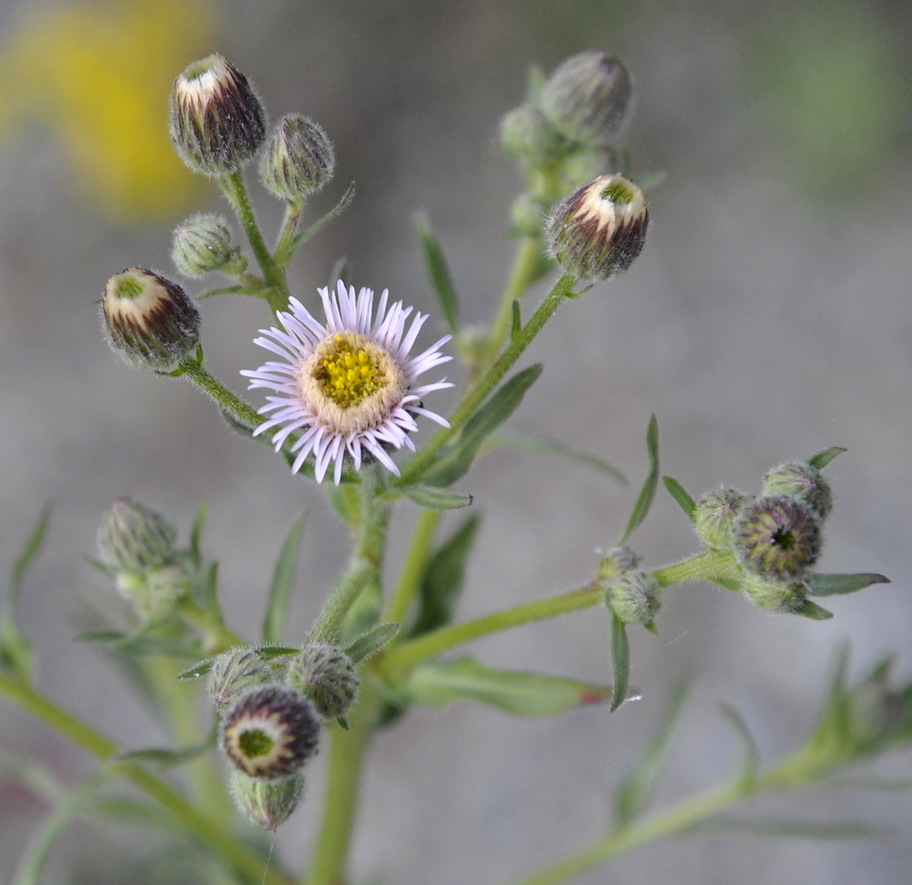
<box><xmin>763</xmin><ymin>461</ymin><xmax>833</xmax><ymax>520</ymax></box>
<box><xmin>101</xmin><ymin>267</ymin><xmax>200</xmax><ymax>371</ymax></box>
<box><xmin>546</xmin><ymin>174</ymin><xmax>648</xmax><ymax>281</ymax></box>
<box><xmin>540</xmin><ymin>52</ymin><xmax>634</xmax><ymax>146</ymax></box>
<box><xmin>116</xmin><ymin>565</ymin><xmax>191</xmax><ymax>624</ymax></box>
<box><xmin>230</xmin><ymin>770</ymin><xmax>304</xmax><ymax>830</ymax></box>
<box><xmin>498</xmin><ymin>103</ymin><xmax>564</xmax><ymax>161</ymax></box>
<box><xmin>741</xmin><ymin>573</ymin><xmax>810</xmax><ymax>614</ymax></box>
<box><xmin>97</xmin><ymin>498</ymin><xmax>177</xmax><ymax>572</ymax></box>
<box><xmin>260</xmin><ymin>113</ymin><xmax>336</xmax><ymax>199</ymax></box>
<box><xmin>597</xmin><ymin>545</ymin><xmax>641</xmax><ymax>583</ymax></box>
<box><xmin>171</xmin><ymin>213</ymin><xmax>244</xmax><ymax>278</ymax></box>
<box><xmin>170</xmin><ymin>54</ymin><xmax>266</xmax><ymax>176</ymax></box>
<box><xmin>208</xmin><ymin>647</ymin><xmax>277</xmax><ymax>712</ymax></box>
<box><xmin>285</xmin><ymin>644</ymin><xmax>360</xmax><ymax>720</ymax></box>
<box><xmin>733</xmin><ymin>494</ymin><xmax>823</xmax><ymax>581</ymax></box>
<box><xmin>693</xmin><ymin>488</ymin><xmax>749</xmax><ymax>552</ymax></box>
<box><xmin>608</xmin><ymin>569</ymin><xmax>661</xmax><ymax>627</ymax></box>
<box><xmin>221</xmin><ymin>686</ymin><xmax>320</xmax><ymax>779</ymax></box>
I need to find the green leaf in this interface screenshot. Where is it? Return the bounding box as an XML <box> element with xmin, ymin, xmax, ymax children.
<box><xmin>609</xmin><ymin>611</ymin><xmax>630</xmax><ymax>712</ymax></box>
<box><xmin>810</xmin><ymin>573</ymin><xmax>891</xmax><ymax>596</ymax></box>
<box><xmin>277</xmin><ymin>180</ymin><xmax>357</xmax><ymax>265</ymax></box>
<box><xmin>1</xmin><ymin>506</ymin><xmax>51</xmax><ymax>678</ymax></box>
<box><xmin>416</xmin><ymin>213</ymin><xmax>459</xmax><ymax>334</ymax></box>
<box><xmin>807</xmin><ymin>447</ymin><xmax>847</xmax><ymax>470</ymax></box>
<box><xmin>403</xmin><ymin>485</ymin><xmax>474</xmax><ymax>511</ymax></box>
<box><xmin>409</xmin><ymin>516</ymin><xmax>481</xmax><ymax>638</ymax></box>
<box><xmin>620</xmin><ymin>415</ymin><xmax>659</xmax><ymax>544</ymax></box>
<box><xmin>510</xmin><ymin>300</ymin><xmax>522</xmax><ymax>339</ymax></box>
<box><xmin>396</xmin><ymin>656</ymin><xmax>615</xmax><ymax>716</ymax></box>
<box><xmin>188</xmin><ymin>501</ymin><xmax>208</xmax><ymax>566</ymax></box>
<box><xmin>662</xmin><ymin>475</ymin><xmax>696</xmax><ymax>520</ymax></box>
<box><xmin>421</xmin><ymin>364</ymin><xmax>543</xmax><ymax>487</ymax></box>
<box><xmin>792</xmin><ymin>598</ymin><xmax>834</xmax><ymax>620</ymax></box>
<box><xmin>262</xmin><ymin>512</ymin><xmax>307</xmax><ymax>644</ymax></box>
<box><xmin>491</xmin><ymin>432</ymin><xmax>626</xmax><ymax>483</ymax></box>
<box><xmin>345</xmin><ymin>622</ymin><xmax>400</xmax><ymax>664</ymax></box>
<box><xmin>616</xmin><ymin>678</ymin><xmax>692</xmax><ymax>823</ymax></box>
<box><xmin>718</xmin><ymin>702</ymin><xmax>760</xmax><ymax>790</ymax></box>
<box><xmin>177</xmin><ymin>657</ymin><xmax>216</xmax><ymax>680</ymax></box>
<box><xmin>75</xmin><ymin>629</ymin><xmax>202</xmax><ymax>659</ymax></box>
<box><xmin>697</xmin><ymin>816</ymin><xmax>888</xmax><ymax>840</ymax></box>
<box><xmin>117</xmin><ymin>730</ymin><xmax>216</xmax><ymax>769</ymax></box>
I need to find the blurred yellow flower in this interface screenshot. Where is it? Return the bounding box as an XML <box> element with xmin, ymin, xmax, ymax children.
<box><xmin>0</xmin><ymin>0</ymin><xmax>217</xmax><ymax>222</ymax></box>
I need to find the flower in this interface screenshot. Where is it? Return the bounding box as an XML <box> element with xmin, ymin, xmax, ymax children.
<box><xmin>242</xmin><ymin>281</ymin><xmax>452</xmax><ymax>483</ymax></box>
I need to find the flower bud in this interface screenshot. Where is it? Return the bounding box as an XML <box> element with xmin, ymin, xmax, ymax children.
<box><xmin>741</xmin><ymin>573</ymin><xmax>810</xmax><ymax>614</ymax></box>
<box><xmin>97</xmin><ymin>498</ymin><xmax>177</xmax><ymax>572</ymax></box>
<box><xmin>733</xmin><ymin>494</ymin><xmax>823</xmax><ymax>581</ymax></box>
<box><xmin>763</xmin><ymin>461</ymin><xmax>833</xmax><ymax>520</ymax></box>
<box><xmin>230</xmin><ymin>770</ymin><xmax>304</xmax><ymax>830</ymax></box>
<box><xmin>100</xmin><ymin>267</ymin><xmax>201</xmax><ymax>371</ymax></box>
<box><xmin>545</xmin><ymin>174</ymin><xmax>648</xmax><ymax>281</ymax></box>
<box><xmin>208</xmin><ymin>647</ymin><xmax>277</xmax><ymax>712</ymax></box>
<box><xmin>116</xmin><ymin>564</ymin><xmax>191</xmax><ymax>625</ymax></box>
<box><xmin>607</xmin><ymin>569</ymin><xmax>660</xmax><ymax>627</ymax></box>
<box><xmin>498</xmin><ymin>103</ymin><xmax>564</xmax><ymax>161</ymax></box>
<box><xmin>221</xmin><ymin>685</ymin><xmax>320</xmax><ymax>780</ymax></box>
<box><xmin>693</xmin><ymin>488</ymin><xmax>749</xmax><ymax>552</ymax></box>
<box><xmin>285</xmin><ymin>644</ymin><xmax>360</xmax><ymax>720</ymax></box>
<box><xmin>540</xmin><ymin>52</ymin><xmax>634</xmax><ymax>146</ymax></box>
<box><xmin>171</xmin><ymin>213</ymin><xmax>244</xmax><ymax>278</ymax></box>
<box><xmin>596</xmin><ymin>545</ymin><xmax>641</xmax><ymax>582</ymax></box>
<box><xmin>260</xmin><ymin>113</ymin><xmax>336</xmax><ymax>200</ymax></box>
<box><xmin>170</xmin><ymin>54</ymin><xmax>266</xmax><ymax>176</ymax></box>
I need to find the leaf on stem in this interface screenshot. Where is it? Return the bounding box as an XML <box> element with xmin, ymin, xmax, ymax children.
<box><xmin>510</xmin><ymin>300</ymin><xmax>522</xmax><ymax>340</ymax></box>
<box><xmin>262</xmin><ymin>512</ymin><xmax>307</xmax><ymax>645</ymax></box>
<box><xmin>809</xmin><ymin>573</ymin><xmax>891</xmax><ymax>597</ymax></box>
<box><xmin>662</xmin><ymin>475</ymin><xmax>696</xmax><ymax>521</ymax></box>
<box><xmin>489</xmin><ymin>432</ymin><xmax>626</xmax><ymax>483</ymax></box>
<box><xmin>403</xmin><ymin>485</ymin><xmax>474</xmax><ymax>511</ymax></box>
<box><xmin>420</xmin><ymin>364</ymin><xmax>543</xmax><ymax>487</ymax></box>
<box><xmin>609</xmin><ymin>611</ymin><xmax>631</xmax><ymax>712</ymax></box>
<box><xmin>345</xmin><ymin>622</ymin><xmax>400</xmax><ymax>664</ymax></box>
<box><xmin>806</xmin><ymin>447</ymin><xmax>847</xmax><ymax>470</ymax></box>
<box><xmin>416</xmin><ymin>212</ymin><xmax>460</xmax><ymax>335</ymax></box>
<box><xmin>393</xmin><ymin>656</ymin><xmax>617</xmax><ymax>716</ymax></box>
<box><xmin>276</xmin><ymin>180</ymin><xmax>357</xmax><ymax>266</ymax></box>
<box><xmin>117</xmin><ymin>729</ymin><xmax>216</xmax><ymax>769</ymax></box>
<box><xmin>615</xmin><ymin>678</ymin><xmax>693</xmax><ymax>823</ymax></box>
<box><xmin>620</xmin><ymin>415</ymin><xmax>659</xmax><ymax>544</ymax></box>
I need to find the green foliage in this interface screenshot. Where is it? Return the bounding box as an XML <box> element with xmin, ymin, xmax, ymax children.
<box><xmin>620</xmin><ymin>415</ymin><xmax>659</xmax><ymax>544</ymax></box>
<box><xmin>262</xmin><ymin>512</ymin><xmax>307</xmax><ymax>644</ymax></box>
<box><xmin>662</xmin><ymin>475</ymin><xmax>696</xmax><ymax>520</ymax></box>
<box><xmin>415</xmin><ymin>212</ymin><xmax>460</xmax><ymax>335</ymax></box>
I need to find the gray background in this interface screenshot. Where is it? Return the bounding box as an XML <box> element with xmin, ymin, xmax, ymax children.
<box><xmin>1</xmin><ymin>0</ymin><xmax>911</xmax><ymax>883</ymax></box>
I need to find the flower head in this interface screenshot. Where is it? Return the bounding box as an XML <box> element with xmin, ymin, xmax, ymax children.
<box><xmin>242</xmin><ymin>281</ymin><xmax>452</xmax><ymax>483</ymax></box>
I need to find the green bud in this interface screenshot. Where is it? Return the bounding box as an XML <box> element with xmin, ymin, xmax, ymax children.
<box><xmin>607</xmin><ymin>569</ymin><xmax>660</xmax><ymax>627</ymax></box>
<box><xmin>285</xmin><ymin>644</ymin><xmax>359</xmax><ymax>720</ymax></box>
<box><xmin>693</xmin><ymin>488</ymin><xmax>749</xmax><ymax>552</ymax></box>
<box><xmin>540</xmin><ymin>52</ymin><xmax>634</xmax><ymax>146</ymax></box>
<box><xmin>100</xmin><ymin>267</ymin><xmax>200</xmax><ymax>371</ymax></box>
<box><xmin>260</xmin><ymin>113</ymin><xmax>336</xmax><ymax>199</ymax></box>
<box><xmin>763</xmin><ymin>461</ymin><xmax>833</xmax><ymax>519</ymax></box>
<box><xmin>170</xmin><ymin>54</ymin><xmax>266</xmax><ymax>176</ymax></box>
<box><xmin>230</xmin><ymin>770</ymin><xmax>304</xmax><ymax>830</ymax></box>
<box><xmin>545</xmin><ymin>174</ymin><xmax>648</xmax><ymax>281</ymax></box>
<box><xmin>733</xmin><ymin>494</ymin><xmax>823</xmax><ymax>581</ymax></box>
<box><xmin>97</xmin><ymin>498</ymin><xmax>177</xmax><ymax>572</ymax></box>
<box><xmin>498</xmin><ymin>103</ymin><xmax>564</xmax><ymax>161</ymax></box>
<box><xmin>740</xmin><ymin>573</ymin><xmax>810</xmax><ymax>614</ymax></box>
<box><xmin>115</xmin><ymin>564</ymin><xmax>190</xmax><ymax>625</ymax></box>
<box><xmin>221</xmin><ymin>685</ymin><xmax>320</xmax><ymax>780</ymax></box>
<box><xmin>596</xmin><ymin>545</ymin><xmax>641</xmax><ymax>583</ymax></box>
<box><xmin>208</xmin><ymin>647</ymin><xmax>277</xmax><ymax>712</ymax></box>
<box><xmin>171</xmin><ymin>213</ymin><xmax>244</xmax><ymax>278</ymax></box>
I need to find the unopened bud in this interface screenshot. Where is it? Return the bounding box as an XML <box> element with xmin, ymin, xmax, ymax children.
<box><xmin>230</xmin><ymin>770</ymin><xmax>304</xmax><ymax>830</ymax></box>
<box><xmin>763</xmin><ymin>461</ymin><xmax>833</xmax><ymax>520</ymax></box>
<box><xmin>116</xmin><ymin>564</ymin><xmax>190</xmax><ymax>624</ymax></box>
<box><xmin>540</xmin><ymin>52</ymin><xmax>634</xmax><ymax>146</ymax></box>
<box><xmin>208</xmin><ymin>647</ymin><xmax>277</xmax><ymax>712</ymax></box>
<box><xmin>733</xmin><ymin>494</ymin><xmax>823</xmax><ymax>581</ymax></box>
<box><xmin>693</xmin><ymin>488</ymin><xmax>749</xmax><ymax>552</ymax></box>
<box><xmin>285</xmin><ymin>644</ymin><xmax>359</xmax><ymax>720</ymax></box>
<box><xmin>741</xmin><ymin>574</ymin><xmax>810</xmax><ymax>614</ymax></box>
<box><xmin>260</xmin><ymin>113</ymin><xmax>336</xmax><ymax>200</ymax></box>
<box><xmin>597</xmin><ymin>545</ymin><xmax>641</xmax><ymax>583</ymax></box>
<box><xmin>607</xmin><ymin>569</ymin><xmax>660</xmax><ymax>627</ymax></box>
<box><xmin>170</xmin><ymin>54</ymin><xmax>266</xmax><ymax>176</ymax></box>
<box><xmin>545</xmin><ymin>174</ymin><xmax>648</xmax><ymax>281</ymax></box>
<box><xmin>97</xmin><ymin>498</ymin><xmax>177</xmax><ymax>572</ymax></box>
<box><xmin>100</xmin><ymin>267</ymin><xmax>200</xmax><ymax>371</ymax></box>
<box><xmin>498</xmin><ymin>103</ymin><xmax>564</xmax><ymax>161</ymax></box>
<box><xmin>171</xmin><ymin>213</ymin><xmax>244</xmax><ymax>278</ymax></box>
<box><xmin>221</xmin><ymin>685</ymin><xmax>320</xmax><ymax>779</ymax></box>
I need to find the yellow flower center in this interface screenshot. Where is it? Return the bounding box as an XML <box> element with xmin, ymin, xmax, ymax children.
<box><xmin>313</xmin><ymin>334</ymin><xmax>389</xmax><ymax>409</ymax></box>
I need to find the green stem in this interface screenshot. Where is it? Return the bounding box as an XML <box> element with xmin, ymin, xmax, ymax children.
<box><xmin>379</xmin><ymin>584</ymin><xmax>603</xmax><ymax>676</ymax></box>
<box><xmin>384</xmin><ymin>508</ymin><xmax>441</xmax><ymax>625</ymax></box>
<box><xmin>179</xmin><ymin>359</ymin><xmax>264</xmax><ymax>430</ymax></box>
<box><xmin>653</xmin><ymin>551</ymin><xmax>742</xmax><ymax>588</ymax></box>
<box><xmin>219</xmin><ymin>171</ymin><xmax>289</xmax><ymax>313</ymax></box>
<box><xmin>0</xmin><ymin>672</ymin><xmax>294</xmax><ymax>885</ymax></box>
<box><xmin>177</xmin><ymin>598</ymin><xmax>244</xmax><ymax>655</ymax></box>
<box><xmin>304</xmin><ymin>681</ymin><xmax>380</xmax><ymax>885</ymax></box>
<box><xmin>395</xmin><ymin>273</ymin><xmax>576</xmax><ymax>488</ymax></box>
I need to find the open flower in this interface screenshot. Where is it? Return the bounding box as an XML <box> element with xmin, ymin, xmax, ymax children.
<box><xmin>242</xmin><ymin>281</ymin><xmax>452</xmax><ymax>483</ymax></box>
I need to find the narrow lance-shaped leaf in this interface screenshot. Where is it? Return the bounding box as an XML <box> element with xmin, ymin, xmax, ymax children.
<box><xmin>718</xmin><ymin>701</ymin><xmax>761</xmax><ymax>791</ymax></box>
<box><xmin>807</xmin><ymin>447</ymin><xmax>847</xmax><ymax>470</ymax></box>
<box><xmin>403</xmin><ymin>485</ymin><xmax>474</xmax><ymax>511</ymax></box>
<box><xmin>620</xmin><ymin>415</ymin><xmax>659</xmax><ymax>544</ymax></box>
<box><xmin>416</xmin><ymin>213</ymin><xmax>459</xmax><ymax>334</ymax></box>
<box><xmin>345</xmin><ymin>622</ymin><xmax>400</xmax><ymax>664</ymax></box>
<box><xmin>262</xmin><ymin>512</ymin><xmax>307</xmax><ymax>644</ymax></box>
<box><xmin>117</xmin><ymin>729</ymin><xmax>216</xmax><ymax>769</ymax></box>
<box><xmin>421</xmin><ymin>364</ymin><xmax>543</xmax><ymax>487</ymax></box>
<box><xmin>662</xmin><ymin>475</ymin><xmax>696</xmax><ymax>521</ymax></box>
<box><xmin>609</xmin><ymin>611</ymin><xmax>631</xmax><ymax>712</ymax></box>
<box><xmin>809</xmin><ymin>573</ymin><xmax>891</xmax><ymax>597</ymax></box>
<box><xmin>395</xmin><ymin>656</ymin><xmax>616</xmax><ymax>716</ymax></box>
<box><xmin>491</xmin><ymin>432</ymin><xmax>626</xmax><ymax>483</ymax></box>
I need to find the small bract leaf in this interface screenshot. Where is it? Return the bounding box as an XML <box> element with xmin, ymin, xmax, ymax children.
<box><xmin>117</xmin><ymin>732</ymin><xmax>215</xmax><ymax>769</ymax></box>
<box><xmin>806</xmin><ymin>447</ymin><xmax>847</xmax><ymax>470</ymax></box>
<box><xmin>345</xmin><ymin>622</ymin><xmax>400</xmax><ymax>664</ymax></box>
<box><xmin>609</xmin><ymin>611</ymin><xmax>631</xmax><ymax>712</ymax></box>
<box><xmin>662</xmin><ymin>475</ymin><xmax>696</xmax><ymax>520</ymax></box>
<box><xmin>177</xmin><ymin>658</ymin><xmax>216</xmax><ymax>680</ymax></box>
<box><xmin>810</xmin><ymin>573</ymin><xmax>891</xmax><ymax>596</ymax></box>
<box><xmin>404</xmin><ymin>485</ymin><xmax>474</xmax><ymax>511</ymax></box>
<box><xmin>620</xmin><ymin>415</ymin><xmax>659</xmax><ymax>544</ymax></box>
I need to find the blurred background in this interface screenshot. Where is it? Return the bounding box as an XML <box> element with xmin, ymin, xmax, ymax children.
<box><xmin>1</xmin><ymin>0</ymin><xmax>911</xmax><ymax>882</ymax></box>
